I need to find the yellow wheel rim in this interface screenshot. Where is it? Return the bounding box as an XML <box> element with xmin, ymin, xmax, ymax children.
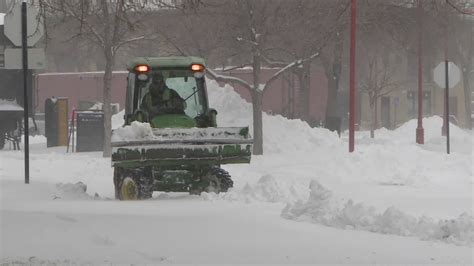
<box><xmin>121</xmin><ymin>177</ymin><xmax>138</xmax><ymax>200</ymax></box>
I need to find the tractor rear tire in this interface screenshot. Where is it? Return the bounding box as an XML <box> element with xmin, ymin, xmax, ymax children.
<box><xmin>190</xmin><ymin>167</ymin><xmax>233</xmax><ymax>195</ymax></box>
<box><xmin>211</xmin><ymin>167</ymin><xmax>233</xmax><ymax>193</ymax></box>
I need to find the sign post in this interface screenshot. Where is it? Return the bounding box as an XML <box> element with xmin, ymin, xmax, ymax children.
<box><xmin>349</xmin><ymin>0</ymin><xmax>357</xmax><ymax>153</ymax></box>
<box><xmin>433</xmin><ymin>61</ymin><xmax>461</xmax><ymax>154</ymax></box>
<box><xmin>21</xmin><ymin>0</ymin><xmax>29</xmax><ymax>184</ymax></box>
<box><xmin>4</xmin><ymin>2</ymin><xmax>45</xmax><ymax>184</ymax></box>
<box><xmin>444</xmin><ymin>61</ymin><xmax>450</xmax><ymax>154</ymax></box>
<box><xmin>416</xmin><ymin>0</ymin><xmax>424</xmax><ymax>144</ymax></box>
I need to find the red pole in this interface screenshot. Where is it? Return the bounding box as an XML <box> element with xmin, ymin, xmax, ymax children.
<box><xmin>416</xmin><ymin>0</ymin><xmax>424</xmax><ymax>144</ymax></box>
<box><xmin>349</xmin><ymin>0</ymin><xmax>356</xmax><ymax>153</ymax></box>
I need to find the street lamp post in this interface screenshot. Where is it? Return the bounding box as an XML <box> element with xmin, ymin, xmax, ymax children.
<box><xmin>416</xmin><ymin>0</ymin><xmax>424</xmax><ymax>144</ymax></box>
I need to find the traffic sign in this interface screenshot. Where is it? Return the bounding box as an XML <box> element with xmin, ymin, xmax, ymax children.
<box><xmin>433</xmin><ymin>61</ymin><xmax>461</xmax><ymax>89</ymax></box>
<box><xmin>3</xmin><ymin>3</ymin><xmax>44</xmax><ymax>47</ymax></box>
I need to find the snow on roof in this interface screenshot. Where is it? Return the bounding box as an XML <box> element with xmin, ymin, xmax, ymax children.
<box><xmin>37</xmin><ymin>71</ymin><xmax>128</xmax><ymax>76</ymax></box>
<box><xmin>0</xmin><ymin>99</ymin><xmax>23</xmax><ymax>111</ymax></box>
<box><xmin>0</xmin><ymin>13</ymin><xmax>5</xmax><ymax>25</ymax></box>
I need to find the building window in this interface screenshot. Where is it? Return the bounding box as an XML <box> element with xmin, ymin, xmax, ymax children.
<box><xmin>407</xmin><ymin>91</ymin><xmax>431</xmax><ymax>118</ymax></box>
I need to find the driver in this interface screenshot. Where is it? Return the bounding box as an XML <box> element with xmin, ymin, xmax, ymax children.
<box><xmin>140</xmin><ymin>72</ymin><xmax>186</xmax><ymax>118</ymax></box>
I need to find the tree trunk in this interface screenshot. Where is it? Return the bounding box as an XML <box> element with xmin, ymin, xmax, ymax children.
<box><xmin>102</xmin><ymin>46</ymin><xmax>114</xmax><ymax>157</ymax></box>
<box><xmin>370</xmin><ymin>98</ymin><xmax>378</xmax><ymax>139</ymax></box>
<box><xmin>324</xmin><ymin>32</ymin><xmax>343</xmax><ymax>134</ymax></box>
<box><xmin>252</xmin><ymin>91</ymin><xmax>263</xmax><ymax>155</ymax></box>
<box><xmin>462</xmin><ymin>69</ymin><xmax>472</xmax><ymax>129</ymax></box>
<box><xmin>370</xmin><ymin>105</ymin><xmax>375</xmax><ymax>138</ymax></box>
<box><xmin>252</xmin><ymin>54</ymin><xmax>263</xmax><ymax>155</ymax></box>
<box><xmin>300</xmin><ymin>62</ymin><xmax>311</xmax><ymax>122</ymax></box>
<box><xmin>324</xmin><ymin>68</ymin><xmax>341</xmax><ymax>135</ymax></box>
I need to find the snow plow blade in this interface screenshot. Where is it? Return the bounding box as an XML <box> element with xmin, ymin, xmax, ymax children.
<box><xmin>111</xmin><ymin>127</ymin><xmax>253</xmax><ymax>167</ymax></box>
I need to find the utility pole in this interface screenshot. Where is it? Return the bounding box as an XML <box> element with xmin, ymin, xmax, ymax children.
<box><xmin>416</xmin><ymin>0</ymin><xmax>424</xmax><ymax>144</ymax></box>
<box><xmin>349</xmin><ymin>0</ymin><xmax>356</xmax><ymax>153</ymax></box>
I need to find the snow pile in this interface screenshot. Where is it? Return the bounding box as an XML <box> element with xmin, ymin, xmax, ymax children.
<box><xmin>88</xmin><ymin>102</ymin><xmax>104</xmax><ymax>110</ymax></box>
<box><xmin>111</xmin><ymin>120</ymin><xmax>248</xmax><ymax>142</ymax></box>
<box><xmin>22</xmin><ymin>135</ymin><xmax>47</xmax><ymax>144</ymax></box>
<box><xmin>205</xmin><ymin>174</ymin><xmax>308</xmax><ymax>203</ymax></box>
<box><xmin>239</xmin><ymin>174</ymin><xmax>304</xmax><ymax>203</ymax></box>
<box><xmin>361</xmin><ymin>116</ymin><xmax>472</xmax><ymax>154</ymax></box>
<box><xmin>0</xmin><ymin>99</ymin><xmax>24</xmax><ymax>111</ymax></box>
<box><xmin>207</xmin><ymin>80</ymin><xmax>340</xmax><ymax>154</ymax></box>
<box><xmin>112</xmin><ymin>109</ymin><xmax>125</xmax><ymax>129</ymax></box>
<box><xmin>206</xmin><ymin>80</ymin><xmax>253</xmax><ymax>128</ymax></box>
<box><xmin>55</xmin><ymin>182</ymin><xmax>99</xmax><ymax>200</ymax></box>
<box><xmin>111</xmin><ymin>121</ymin><xmax>155</xmax><ymax>142</ymax></box>
<box><xmin>389</xmin><ymin>116</ymin><xmax>469</xmax><ymax>141</ymax></box>
<box><xmin>282</xmin><ymin>180</ymin><xmax>474</xmax><ymax>246</ymax></box>
<box><xmin>207</xmin><ymin>79</ymin><xmax>471</xmax><ymax>154</ymax></box>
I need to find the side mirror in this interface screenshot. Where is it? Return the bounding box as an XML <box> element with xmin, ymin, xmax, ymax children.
<box><xmin>137</xmin><ymin>73</ymin><xmax>149</xmax><ymax>81</ymax></box>
<box><xmin>207</xmin><ymin>108</ymin><xmax>218</xmax><ymax>127</ymax></box>
<box><xmin>125</xmin><ymin>114</ymin><xmax>134</xmax><ymax>125</ymax></box>
<box><xmin>194</xmin><ymin>108</ymin><xmax>218</xmax><ymax>128</ymax></box>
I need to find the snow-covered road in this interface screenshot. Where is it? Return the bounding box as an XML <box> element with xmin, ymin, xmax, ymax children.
<box><xmin>1</xmin><ymin>81</ymin><xmax>472</xmax><ymax>264</ymax></box>
<box><xmin>1</xmin><ymin>178</ymin><xmax>471</xmax><ymax>265</ymax></box>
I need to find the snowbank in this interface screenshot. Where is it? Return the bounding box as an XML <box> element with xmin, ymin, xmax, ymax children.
<box><xmin>112</xmin><ymin>109</ymin><xmax>125</xmax><ymax>129</ymax></box>
<box><xmin>207</xmin><ymin>80</ymin><xmax>340</xmax><ymax>154</ymax></box>
<box><xmin>203</xmin><ymin>174</ymin><xmax>308</xmax><ymax>203</ymax></box>
<box><xmin>282</xmin><ymin>180</ymin><xmax>474</xmax><ymax>246</ymax></box>
<box><xmin>0</xmin><ymin>99</ymin><xmax>23</xmax><ymax>111</ymax></box>
<box><xmin>207</xmin><ymin>79</ymin><xmax>471</xmax><ymax>154</ymax></box>
<box><xmin>55</xmin><ymin>182</ymin><xmax>99</xmax><ymax>200</ymax></box>
<box><xmin>356</xmin><ymin>116</ymin><xmax>472</xmax><ymax>154</ymax></box>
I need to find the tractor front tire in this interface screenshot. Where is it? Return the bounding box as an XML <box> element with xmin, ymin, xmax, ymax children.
<box><xmin>114</xmin><ymin>167</ymin><xmax>153</xmax><ymax>200</ymax></box>
<box><xmin>0</xmin><ymin>134</ymin><xmax>5</xmax><ymax>150</ymax></box>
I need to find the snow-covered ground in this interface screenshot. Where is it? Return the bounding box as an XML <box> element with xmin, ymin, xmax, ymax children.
<box><xmin>1</xmin><ymin>81</ymin><xmax>472</xmax><ymax>265</ymax></box>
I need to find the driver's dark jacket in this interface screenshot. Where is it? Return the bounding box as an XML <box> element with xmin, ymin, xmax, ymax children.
<box><xmin>140</xmin><ymin>87</ymin><xmax>186</xmax><ymax>117</ymax></box>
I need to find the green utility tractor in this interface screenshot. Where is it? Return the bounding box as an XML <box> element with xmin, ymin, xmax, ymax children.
<box><xmin>111</xmin><ymin>57</ymin><xmax>253</xmax><ymax>200</ymax></box>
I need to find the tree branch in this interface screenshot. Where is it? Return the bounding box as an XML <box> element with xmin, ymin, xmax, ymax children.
<box><xmin>262</xmin><ymin>51</ymin><xmax>320</xmax><ymax>92</ymax></box>
<box><xmin>206</xmin><ymin>68</ymin><xmax>253</xmax><ymax>92</ymax></box>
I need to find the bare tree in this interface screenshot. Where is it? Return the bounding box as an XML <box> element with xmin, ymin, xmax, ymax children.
<box><xmin>38</xmin><ymin>0</ymin><xmax>189</xmax><ymax>157</ymax></box>
<box><xmin>203</xmin><ymin>0</ymin><xmax>351</xmax><ymax>154</ymax></box>
<box><xmin>424</xmin><ymin>0</ymin><xmax>473</xmax><ymax>128</ymax></box>
<box><xmin>447</xmin><ymin>1</ymin><xmax>473</xmax><ymax>129</ymax></box>
<box><xmin>201</xmin><ymin>0</ymin><xmax>326</xmax><ymax>155</ymax></box>
<box><xmin>360</xmin><ymin>47</ymin><xmax>404</xmax><ymax>138</ymax></box>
